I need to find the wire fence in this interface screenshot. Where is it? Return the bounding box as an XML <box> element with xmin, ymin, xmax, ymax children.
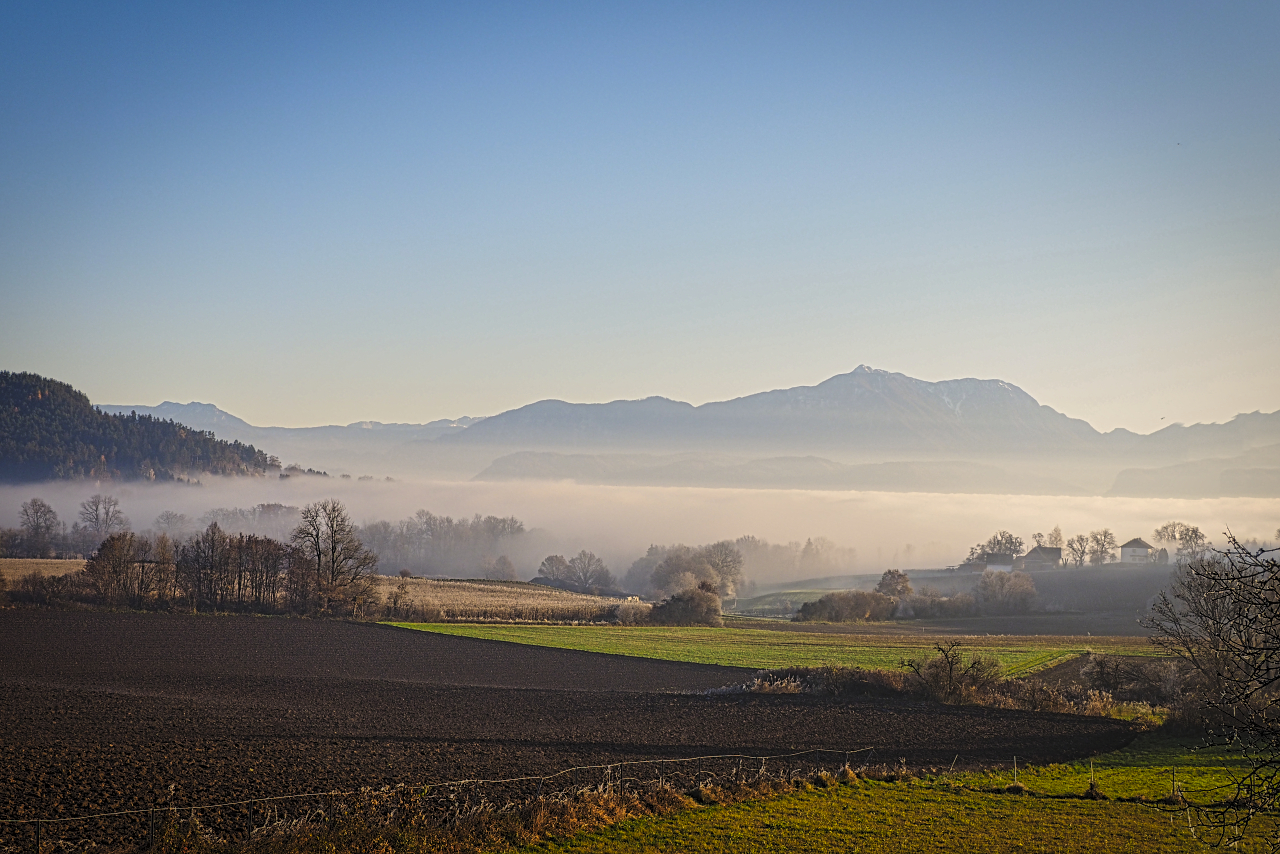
<box><xmin>0</xmin><ymin>747</ymin><xmax>876</xmax><ymax>853</ymax></box>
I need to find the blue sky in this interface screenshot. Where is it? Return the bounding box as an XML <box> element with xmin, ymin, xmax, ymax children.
<box><xmin>2</xmin><ymin>1</ymin><xmax>1277</xmax><ymax>431</ymax></box>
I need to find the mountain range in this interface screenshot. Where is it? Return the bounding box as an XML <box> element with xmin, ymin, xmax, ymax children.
<box><xmin>100</xmin><ymin>366</ymin><xmax>1280</xmax><ymax>497</ymax></box>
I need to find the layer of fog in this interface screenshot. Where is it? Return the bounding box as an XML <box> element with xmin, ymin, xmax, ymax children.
<box><xmin>3</xmin><ymin>478</ymin><xmax>1276</xmax><ymax>587</ymax></box>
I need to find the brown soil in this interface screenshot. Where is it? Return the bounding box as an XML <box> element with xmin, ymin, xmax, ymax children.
<box><xmin>0</xmin><ymin>611</ymin><xmax>1140</xmax><ymax>847</ymax></box>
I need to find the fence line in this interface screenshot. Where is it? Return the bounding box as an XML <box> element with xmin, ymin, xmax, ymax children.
<box><xmin>0</xmin><ymin>747</ymin><xmax>874</xmax><ymax>826</ymax></box>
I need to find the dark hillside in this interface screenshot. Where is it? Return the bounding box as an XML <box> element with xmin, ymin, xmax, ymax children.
<box><xmin>0</xmin><ymin>371</ymin><xmax>278</xmax><ymax>482</ymax></box>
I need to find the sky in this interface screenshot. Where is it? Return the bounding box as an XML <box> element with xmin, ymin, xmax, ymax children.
<box><xmin>2</xmin><ymin>1</ymin><xmax>1278</xmax><ymax>433</ymax></box>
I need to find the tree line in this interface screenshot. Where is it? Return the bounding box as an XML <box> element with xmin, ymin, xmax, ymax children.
<box><xmin>4</xmin><ymin>498</ymin><xmax>380</xmax><ymax>617</ymax></box>
<box><xmin>0</xmin><ymin>371</ymin><xmax>277</xmax><ymax>482</ymax></box>
<box><xmin>356</xmin><ymin>510</ymin><xmax>526</xmax><ymax>577</ymax></box>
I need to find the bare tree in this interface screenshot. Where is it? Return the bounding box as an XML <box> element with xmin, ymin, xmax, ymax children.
<box><xmin>1145</xmin><ymin>537</ymin><xmax>1280</xmax><ymax>849</ymax></box>
<box><xmin>485</xmin><ymin>555</ymin><xmax>517</xmax><ymax>581</ymax></box>
<box><xmin>154</xmin><ymin>510</ymin><xmax>192</xmax><ymax>540</ymax></box>
<box><xmin>1065</xmin><ymin>534</ymin><xmax>1089</xmax><ymax>567</ymax></box>
<box><xmin>1046</xmin><ymin>526</ymin><xmax>1065</xmax><ymax>549</ymax></box>
<box><xmin>20</xmin><ymin>498</ymin><xmax>60</xmax><ymax>557</ymax></box>
<box><xmin>537</xmin><ymin>554</ymin><xmax>572</xmax><ymax>581</ymax></box>
<box><xmin>79</xmin><ymin>494</ymin><xmax>129</xmax><ymax>538</ymax></box>
<box><xmin>290</xmin><ymin>500</ymin><xmax>377</xmax><ymax>608</ymax></box>
<box><xmin>1153</xmin><ymin>521</ymin><xmax>1211</xmax><ymax>564</ymax></box>
<box><xmin>1087</xmin><ymin>529</ymin><xmax>1118</xmax><ymax>565</ymax></box>
<box><xmin>700</xmin><ymin>541</ymin><xmax>745</xmax><ymax>596</ymax></box>
<box><xmin>177</xmin><ymin>522</ymin><xmax>230</xmax><ymax>612</ymax></box>
<box><xmin>566</xmin><ymin>550</ymin><xmax>614</xmax><ymax>589</ymax></box>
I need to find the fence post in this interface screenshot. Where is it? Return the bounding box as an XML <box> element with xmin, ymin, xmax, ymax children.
<box><xmin>246</xmin><ymin>801</ymin><xmax>253</xmax><ymax>841</ymax></box>
<box><xmin>34</xmin><ymin>819</ymin><xmax>40</xmax><ymax>854</ymax></box>
<box><xmin>148</xmin><ymin>807</ymin><xmax>154</xmax><ymax>849</ymax></box>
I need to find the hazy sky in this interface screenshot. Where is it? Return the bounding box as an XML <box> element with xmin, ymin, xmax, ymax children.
<box><xmin>3</xmin><ymin>2</ymin><xmax>1277</xmax><ymax>432</ymax></box>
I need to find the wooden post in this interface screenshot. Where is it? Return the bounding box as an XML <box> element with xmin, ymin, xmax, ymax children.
<box><xmin>34</xmin><ymin>819</ymin><xmax>40</xmax><ymax>854</ymax></box>
<box><xmin>148</xmin><ymin>807</ymin><xmax>154</xmax><ymax>849</ymax></box>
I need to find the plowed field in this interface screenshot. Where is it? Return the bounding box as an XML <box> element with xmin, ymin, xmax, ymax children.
<box><xmin>0</xmin><ymin>612</ymin><xmax>1140</xmax><ymax>848</ymax></box>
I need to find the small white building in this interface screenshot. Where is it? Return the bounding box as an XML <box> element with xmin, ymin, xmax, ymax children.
<box><xmin>1120</xmin><ymin>538</ymin><xmax>1153</xmax><ymax>564</ymax></box>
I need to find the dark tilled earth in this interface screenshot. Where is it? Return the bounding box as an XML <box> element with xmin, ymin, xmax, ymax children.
<box><xmin>1</xmin><ymin>611</ymin><xmax>1139</xmax><ymax>845</ymax></box>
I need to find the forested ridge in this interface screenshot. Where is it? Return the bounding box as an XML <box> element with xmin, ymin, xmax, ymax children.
<box><xmin>0</xmin><ymin>371</ymin><xmax>277</xmax><ymax>482</ymax></box>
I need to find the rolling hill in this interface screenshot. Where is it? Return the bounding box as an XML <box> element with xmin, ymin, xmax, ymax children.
<box><xmin>0</xmin><ymin>372</ymin><xmax>276</xmax><ymax>482</ymax></box>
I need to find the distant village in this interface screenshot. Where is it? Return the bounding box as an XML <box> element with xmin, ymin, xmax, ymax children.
<box><xmin>946</xmin><ymin>522</ymin><xmax>1213</xmax><ymax>574</ymax></box>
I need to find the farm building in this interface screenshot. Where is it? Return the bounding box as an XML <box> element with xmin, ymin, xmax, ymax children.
<box><xmin>985</xmin><ymin>553</ymin><xmax>1015</xmax><ymax>572</ymax></box>
<box><xmin>1120</xmin><ymin>538</ymin><xmax>1154</xmax><ymax>563</ymax></box>
<box><xmin>1023</xmin><ymin>546</ymin><xmax>1062</xmax><ymax>570</ymax></box>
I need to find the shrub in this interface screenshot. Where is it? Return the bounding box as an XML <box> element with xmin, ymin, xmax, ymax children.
<box><xmin>609</xmin><ymin>601</ymin><xmax>652</xmax><ymax>626</ymax></box>
<box><xmin>974</xmin><ymin>570</ymin><xmax>1037</xmax><ymax>614</ymax></box>
<box><xmin>738</xmin><ymin>666</ymin><xmax>911</xmax><ymax>699</ymax></box>
<box><xmin>649</xmin><ymin>586</ymin><xmax>722</xmax><ymax>627</ymax></box>
<box><xmin>793</xmin><ymin>590</ymin><xmax>894</xmax><ymax>623</ymax></box>
<box><xmin>904</xmin><ymin>642</ymin><xmax>1002</xmax><ymax>703</ymax></box>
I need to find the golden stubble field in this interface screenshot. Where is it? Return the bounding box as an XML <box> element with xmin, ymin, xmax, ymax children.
<box><xmin>371</xmin><ymin>575</ymin><xmax>636</xmax><ymax>622</ymax></box>
<box><xmin>0</xmin><ymin>557</ymin><xmax>83</xmax><ymax>583</ymax></box>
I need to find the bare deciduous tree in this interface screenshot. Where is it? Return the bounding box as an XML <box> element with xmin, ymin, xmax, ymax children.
<box><xmin>1145</xmin><ymin>537</ymin><xmax>1280</xmax><ymax>849</ymax></box>
<box><xmin>1087</xmin><ymin>529</ymin><xmax>1118</xmax><ymax>565</ymax></box>
<box><xmin>566</xmin><ymin>550</ymin><xmax>614</xmax><ymax>589</ymax></box>
<box><xmin>484</xmin><ymin>555</ymin><xmax>517</xmax><ymax>581</ymax></box>
<box><xmin>537</xmin><ymin>554</ymin><xmax>572</xmax><ymax>581</ymax></box>
<box><xmin>290</xmin><ymin>499</ymin><xmax>377</xmax><ymax>608</ymax></box>
<box><xmin>1065</xmin><ymin>534</ymin><xmax>1089</xmax><ymax>567</ymax></box>
<box><xmin>79</xmin><ymin>494</ymin><xmax>129</xmax><ymax>538</ymax></box>
<box><xmin>1153</xmin><ymin>521</ymin><xmax>1211</xmax><ymax>564</ymax></box>
<box><xmin>20</xmin><ymin>498</ymin><xmax>60</xmax><ymax>556</ymax></box>
<box><xmin>154</xmin><ymin>510</ymin><xmax>193</xmax><ymax>540</ymax></box>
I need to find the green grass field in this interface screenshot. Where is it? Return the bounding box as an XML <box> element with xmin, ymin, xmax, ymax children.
<box><xmin>386</xmin><ymin>623</ymin><xmax>1159</xmax><ymax>675</ymax></box>
<box><xmin>521</xmin><ymin>736</ymin><xmax>1270</xmax><ymax>853</ymax></box>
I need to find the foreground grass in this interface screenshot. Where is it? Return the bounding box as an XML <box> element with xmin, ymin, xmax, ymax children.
<box><xmin>523</xmin><ymin>735</ymin><xmax>1270</xmax><ymax>854</ymax></box>
<box><xmin>525</xmin><ymin>782</ymin><xmax>1207</xmax><ymax>853</ymax></box>
<box><xmin>387</xmin><ymin>623</ymin><xmax>1157</xmax><ymax>675</ymax></box>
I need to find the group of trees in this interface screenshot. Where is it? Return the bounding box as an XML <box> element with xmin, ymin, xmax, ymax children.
<box><xmin>1</xmin><ymin>495</ymin><xmax>132</xmax><ymax>558</ymax></box>
<box><xmin>0</xmin><ymin>496</ymin><xmax>310</xmax><ymax>562</ymax></box>
<box><xmin>734</xmin><ymin>535</ymin><xmax>856</xmax><ymax>583</ymax></box>
<box><xmin>8</xmin><ymin>498</ymin><xmax>379</xmax><ymax>616</ymax></box>
<box><xmin>0</xmin><ymin>371</ymin><xmax>277</xmax><ymax>482</ymax></box>
<box><xmin>536</xmin><ymin>551</ymin><xmax>616</xmax><ymax>593</ymax></box>
<box><xmin>967</xmin><ymin>530</ymin><xmax>1029</xmax><ymax>563</ymax></box>
<box><xmin>356</xmin><ymin>510</ymin><xmax>526</xmax><ymax>577</ymax></box>
<box><xmin>1062</xmin><ymin>530</ymin><xmax>1119</xmax><ymax>567</ymax></box>
<box><xmin>623</xmin><ymin>541</ymin><xmax>745</xmax><ymax>598</ymax></box>
<box><xmin>795</xmin><ymin>565</ymin><xmax>1038</xmax><ymax>624</ymax></box>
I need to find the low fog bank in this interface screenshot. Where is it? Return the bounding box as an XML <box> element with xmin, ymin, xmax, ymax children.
<box><xmin>2</xmin><ymin>478</ymin><xmax>1276</xmax><ymax>587</ymax></box>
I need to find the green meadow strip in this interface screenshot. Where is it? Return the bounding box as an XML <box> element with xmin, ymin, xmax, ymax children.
<box><xmin>385</xmin><ymin>623</ymin><xmax>1157</xmax><ymax>674</ymax></box>
<box><xmin>520</xmin><ymin>736</ymin><xmax>1263</xmax><ymax>854</ymax></box>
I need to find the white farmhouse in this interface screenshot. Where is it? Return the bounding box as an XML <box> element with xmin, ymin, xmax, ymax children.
<box><xmin>1120</xmin><ymin>538</ymin><xmax>1153</xmax><ymax>564</ymax></box>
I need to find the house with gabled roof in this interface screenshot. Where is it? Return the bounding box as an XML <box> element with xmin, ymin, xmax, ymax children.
<box><xmin>1023</xmin><ymin>545</ymin><xmax>1062</xmax><ymax>570</ymax></box>
<box><xmin>1120</xmin><ymin>538</ymin><xmax>1153</xmax><ymax>564</ymax></box>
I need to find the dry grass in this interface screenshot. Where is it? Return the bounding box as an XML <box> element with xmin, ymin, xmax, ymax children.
<box><xmin>0</xmin><ymin>557</ymin><xmax>84</xmax><ymax>583</ymax></box>
<box><xmin>372</xmin><ymin>576</ymin><xmax>637</xmax><ymax>622</ymax></box>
